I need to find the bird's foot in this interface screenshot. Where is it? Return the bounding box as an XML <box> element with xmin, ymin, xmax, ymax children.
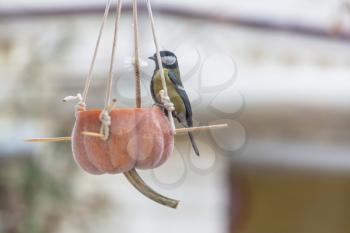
<box><xmin>153</xmin><ymin>103</ymin><xmax>166</xmax><ymax>110</ymax></box>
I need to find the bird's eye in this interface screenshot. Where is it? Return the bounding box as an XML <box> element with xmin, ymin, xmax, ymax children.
<box><xmin>162</xmin><ymin>56</ymin><xmax>176</xmax><ymax>66</ymax></box>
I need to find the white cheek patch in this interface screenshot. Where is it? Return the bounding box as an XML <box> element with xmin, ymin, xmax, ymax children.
<box><xmin>161</xmin><ymin>56</ymin><xmax>176</xmax><ymax>66</ymax></box>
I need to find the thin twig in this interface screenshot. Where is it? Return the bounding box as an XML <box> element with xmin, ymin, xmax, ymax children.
<box><xmin>25</xmin><ymin>137</ymin><xmax>72</xmax><ymax>142</ymax></box>
<box><xmin>175</xmin><ymin>124</ymin><xmax>228</xmax><ymax>134</ymax></box>
<box><xmin>82</xmin><ymin>132</ymin><xmax>104</xmax><ymax>138</ymax></box>
<box><xmin>124</xmin><ymin>169</ymin><xmax>179</xmax><ymax>208</ymax></box>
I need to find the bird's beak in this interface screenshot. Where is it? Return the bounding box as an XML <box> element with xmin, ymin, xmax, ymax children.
<box><xmin>148</xmin><ymin>56</ymin><xmax>155</xmax><ymax>61</ymax></box>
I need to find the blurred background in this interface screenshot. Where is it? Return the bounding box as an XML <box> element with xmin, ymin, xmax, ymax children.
<box><xmin>1</xmin><ymin>0</ymin><xmax>350</xmax><ymax>233</ymax></box>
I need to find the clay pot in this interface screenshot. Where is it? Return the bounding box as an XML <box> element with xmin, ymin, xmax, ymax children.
<box><xmin>72</xmin><ymin>107</ymin><xmax>174</xmax><ymax>174</ymax></box>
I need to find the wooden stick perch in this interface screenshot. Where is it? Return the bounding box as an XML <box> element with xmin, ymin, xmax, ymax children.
<box><xmin>24</xmin><ymin>124</ymin><xmax>229</xmax><ymax>143</ymax></box>
<box><xmin>82</xmin><ymin>124</ymin><xmax>228</xmax><ymax>138</ymax></box>
<box><xmin>176</xmin><ymin>124</ymin><xmax>228</xmax><ymax>134</ymax></box>
<box><xmin>24</xmin><ymin>137</ymin><xmax>72</xmax><ymax>142</ymax></box>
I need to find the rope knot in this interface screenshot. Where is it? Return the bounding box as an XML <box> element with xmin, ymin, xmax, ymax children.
<box><xmin>159</xmin><ymin>90</ymin><xmax>175</xmax><ymax>112</ymax></box>
<box><xmin>99</xmin><ymin>110</ymin><xmax>112</xmax><ymax>126</ymax></box>
<box><xmin>99</xmin><ymin>110</ymin><xmax>112</xmax><ymax>141</ymax></box>
<box><xmin>63</xmin><ymin>93</ymin><xmax>86</xmax><ymax>115</ymax></box>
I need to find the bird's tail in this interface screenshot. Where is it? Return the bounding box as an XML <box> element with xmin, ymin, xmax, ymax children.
<box><xmin>188</xmin><ymin>132</ymin><xmax>200</xmax><ymax>156</ymax></box>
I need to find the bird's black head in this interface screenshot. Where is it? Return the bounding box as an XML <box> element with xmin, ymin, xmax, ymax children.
<box><xmin>148</xmin><ymin>50</ymin><xmax>179</xmax><ymax>69</ymax></box>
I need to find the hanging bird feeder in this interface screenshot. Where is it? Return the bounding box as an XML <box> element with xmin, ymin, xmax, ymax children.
<box><xmin>26</xmin><ymin>0</ymin><xmax>227</xmax><ymax>209</ymax></box>
<box><xmin>73</xmin><ymin>107</ymin><xmax>174</xmax><ymax>174</ymax></box>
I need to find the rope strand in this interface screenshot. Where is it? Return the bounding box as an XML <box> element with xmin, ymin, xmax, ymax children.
<box><xmin>104</xmin><ymin>0</ymin><xmax>123</xmax><ymax>109</ymax></box>
<box><xmin>133</xmin><ymin>0</ymin><xmax>142</xmax><ymax>108</ymax></box>
<box><xmin>82</xmin><ymin>0</ymin><xmax>112</xmax><ymax>103</ymax></box>
<box><xmin>100</xmin><ymin>0</ymin><xmax>123</xmax><ymax>140</ymax></box>
<box><xmin>146</xmin><ymin>0</ymin><xmax>176</xmax><ymax>134</ymax></box>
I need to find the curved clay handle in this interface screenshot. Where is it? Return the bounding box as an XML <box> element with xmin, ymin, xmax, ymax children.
<box><xmin>124</xmin><ymin>169</ymin><xmax>179</xmax><ymax>209</ymax></box>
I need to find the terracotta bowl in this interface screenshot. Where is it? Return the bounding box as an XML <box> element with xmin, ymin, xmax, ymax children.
<box><xmin>72</xmin><ymin>107</ymin><xmax>174</xmax><ymax>174</ymax></box>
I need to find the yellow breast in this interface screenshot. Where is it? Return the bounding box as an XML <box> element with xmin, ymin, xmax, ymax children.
<box><xmin>152</xmin><ymin>69</ymin><xmax>185</xmax><ymax>114</ymax></box>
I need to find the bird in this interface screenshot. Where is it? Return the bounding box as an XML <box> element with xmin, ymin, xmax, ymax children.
<box><xmin>149</xmin><ymin>50</ymin><xmax>200</xmax><ymax>156</ymax></box>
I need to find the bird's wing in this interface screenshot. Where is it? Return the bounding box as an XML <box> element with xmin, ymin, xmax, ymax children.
<box><xmin>168</xmin><ymin>71</ymin><xmax>193</xmax><ymax>127</ymax></box>
<box><xmin>172</xmin><ymin>69</ymin><xmax>184</xmax><ymax>87</ymax></box>
<box><xmin>150</xmin><ymin>71</ymin><xmax>158</xmax><ymax>103</ymax></box>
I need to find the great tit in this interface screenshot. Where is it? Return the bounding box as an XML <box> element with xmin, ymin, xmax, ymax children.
<box><xmin>149</xmin><ymin>51</ymin><xmax>200</xmax><ymax>156</ymax></box>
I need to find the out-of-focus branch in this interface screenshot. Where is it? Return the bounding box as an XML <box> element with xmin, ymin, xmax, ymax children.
<box><xmin>0</xmin><ymin>3</ymin><xmax>349</xmax><ymax>41</ymax></box>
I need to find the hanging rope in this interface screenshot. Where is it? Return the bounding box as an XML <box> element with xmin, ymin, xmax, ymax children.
<box><xmin>64</xmin><ymin>0</ymin><xmax>112</xmax><ymax>112</ymax></box>
<box><xmin>82</xmin><ymin>0</ymin><xmax>113</xmax><ymax>103</ymax></box>
<box><xmin>133</xmin><ymin>0</ymin><xmax>142</xmax><ymax>108</ymax></box>
<box><xmin>146</xmin><ymin>0</ymin><xmax>176</xmax><ymax>134</ymax></box>
<box><xmin>99</xmin><ymin>0</ymin><xmax>123</xmax><ymax>140</ymax></box>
